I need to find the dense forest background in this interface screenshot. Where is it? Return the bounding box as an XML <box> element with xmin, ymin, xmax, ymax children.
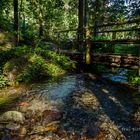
<box><xmin>0</xmin><ymin>0</ymin><xmax>140</xmax><ymax>42</ymax></box>
<box><xmin>0</xmin><ymin>0</ymin><xmax>140</xmax><ymax>88</ymax></box>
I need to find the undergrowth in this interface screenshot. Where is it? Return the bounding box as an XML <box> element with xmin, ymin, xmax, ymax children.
<box><xmin>0</xmin><ymin>43</ymin><xmax>76</xmax><ymax>87</ymax></box>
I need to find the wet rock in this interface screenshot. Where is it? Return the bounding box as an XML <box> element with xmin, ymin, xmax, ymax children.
<box><xmin>42</xmin><ymin>110</ymin><xmax>62</xmax><ymax>123</ymax></box>
<box><xmin>0</xmin><ymin>111</ymin><xmax>25</xmax><ymax>123</ymax></box>
<box><xmin>85</xmin><ymin>127</ymin><xmax>100</xmax><ymax>138</ymax></box>
<box><xmin>18</xmin><ymin>127</ymin><xmax>27</xmax><ymax>137</ymax></box>
<box><xmin>93</xmin><ymin>131</ymin><xmax>106</xmax><ymax>140</ymax></box>
<box><xmin>19</xmin><ymin>102</ymin><xmax>30</xmax><ymax>107</ymax></box>
<box><xmin>79</xmin><ymin>90</ymin><xmax>99</xmax><ymax>107</ymax></box>
<box><xmin>28</xmin><ymin>133</ymin><xmax>61</xmax><ymax>140</ymax></box>
<box><xmin>132</xmin><ymin>112</ymin><xmax>140</xmax><ymax>126</ymax></box>
<box><xmin>1</xmin><ymin>136</ymin><xmax>11</xmax><ymax>140</ymax></box>
<box><xmin>26</xmin><ymin>99</ymin><xmax>48</xmax><ymax>113</ymax></box>
<box><xmin>100</xmin><ymin>122</ymin><xmax>127</xmax><ymax>140</ymax></box>
<box><xmin>41</xmin><ymin>133</ymin><xmax>61</xmax><ymax>140</ymax></box>
<box><xmin>31</xmin><ymin>126</ymin><xmax>45</xmax><ymax>134</ymax></box>
<box><xmin>63</xmin><ymin>122</ymin><xmax>71</xmax><ymax>130</ymax></box>
<box><xmin>57</xmin><ymin>128</ymin><xmax>68</xmax><ymax>139</ymax></box>
<box><xmin>31</xmin><ymin>121</ymin><xmax>59</xmax><ymax>135</ymax></box>
<box><xmin>6</xmin><ymin>123</ymin><xmax>20</xmax><ymax>131</ymax></box>
<box><xmin>44</xmin><ymin>121</ymin><xmax>59</xmax><ymax>132</ymax></box>
<box><xmin>68</xmin><ymin>131</ymin><xmax>79</xmax><ymax>140</ymax></box>
<box><xmin>28</xmin><ymin>135</ymin><xmax>44</xmax><ymax>140</ymax></box>
<box><xmin>0</xmin><ymin>124</ymin><xmax>5</xmax><ymax>130</ymax></box>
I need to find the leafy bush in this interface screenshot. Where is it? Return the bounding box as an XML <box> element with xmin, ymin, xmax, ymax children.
<box><xmin>0</xmin><ymin>43</ymin><xmax>75</xmax><ymax>85</ymax></box>
<box><xmin>91</xmin><ymin>36</ymin><xmax>112</xmax><ymax>41</ymax></box>
<box><xmin>16</xmin><ymin>54</ymin><xmax>65</xmax><ymax>83</ymax></box>
<box><xmin>3</xmin><ymin>61</ymin><xmax>14</xmax><ymax>73</ymax></box>
<box><xmin>0</xmin><ymin>74</ymin><xmax>8</xmax><ymax>88</ymax></box>
<box><xmin>130</xmin><ymin>76</ymin><xmax>140</xmax><ymax>85</ymax></box>
<box><xmin>115</xmin><ymin>44</ymin><xmax>138</xmax><ymax>55</ymax></box>
<box><xmin>35</xmin><ymin>46</ymin><xmax>76</xmax><ymax>70</ymax></box>
<box><xmin>13</xmin><ymin>45</ymin><xmax>31</xmax><ymax>56</ymax></box>
<box><xmin>0</xmin><ymin>49</ymin><xmax>15</xmax><ymax>65</ymax></box>
<box><xmin>16</xmin><ymin>54</ymin><xmax>47</xmax><ymax>83</ymax></box>
<box><xmin>125</xmin><ymin>70</ymin><xmax>140</xmax><ymax>85</ymax></box>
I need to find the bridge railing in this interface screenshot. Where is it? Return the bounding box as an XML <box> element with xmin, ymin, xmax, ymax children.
<box><xmin>55</xmin><ymin>18</ymin><xmax>140</xmax><ymax>76</ymax></box>
<box><xmin>55</xmin><ymin>18</ymin><xmax>140</xmax><ymax>49</ymax></box>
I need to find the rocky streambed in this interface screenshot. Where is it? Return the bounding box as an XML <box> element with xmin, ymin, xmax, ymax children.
<box><xmin>0</xmin><ymin>73</ymin><xmax>139</xmax><ymax>140</ymax></box>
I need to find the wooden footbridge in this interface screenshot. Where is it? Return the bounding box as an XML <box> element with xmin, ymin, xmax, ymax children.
<box><xmin>55</xmin><ymin>18</ymin><xmax>140</xmax><ymax>76</ymax></box>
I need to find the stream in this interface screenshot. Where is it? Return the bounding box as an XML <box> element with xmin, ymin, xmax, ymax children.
<box><xmin>0</xmin><ymin>73</ymin><xmax>139</xmax><ymax>140</ymax></box>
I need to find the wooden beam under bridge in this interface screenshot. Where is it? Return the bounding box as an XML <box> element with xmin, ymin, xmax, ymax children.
<box><xmin>91</xmin><ymin>53</ymin><xmax>138</xmax><ymax>69</ymax></box>
<box><xmin>59</xmin><ymin>50</ymin><xmax>138</xmax><ymax>69</ymax></box>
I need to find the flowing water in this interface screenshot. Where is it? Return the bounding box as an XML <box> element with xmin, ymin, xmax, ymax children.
<box><xmin>0</xmin><ymin>73</ymin><xmax>139</xmax><ymax>140</ymax></box>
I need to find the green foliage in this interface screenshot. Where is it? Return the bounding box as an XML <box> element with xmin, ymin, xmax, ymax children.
<box><xmin>35</xmin><ymin>45</ymin><xmax>76</xmax><ymax>70</ymax></box>
<box><xmin>0</xmin><ymin>74</ymin><xmax>8</xmax><ymax>88</ymax></box>
<box><xmin>0</xmin><ymin>41</ymin><xmax>75</xmax><ymax>85</ymax></box>
<box><xmin>125</xmin><ymin>70</ymin><xmax>140</xmax><ymax>85</ymax></box>
<box><xmin>115</xmin><ymin>44</ymin><xmax>139</xmax><ymax>55</ymax></box>
<box><xmin>3</xmin><ymin>61</ymin><xmax>14</xmax><ymax>73</ymax></box>
<box><xmin>130</xmin><ymin>76</ymin><xmax>140</xmax><ymax>85</ymax></box>
<box><xmin>16</xmin><ymin>54</ymin><xmax>47</xmax><ymax>83</ymax></box>
<box><xmin>91</xmin><ymin>36</ymin><xmax>112</xmax><ymax>41</ymax></box>
<box><xmin>13</xmin><ymin>45</ymin><xmax>31</xmax><ymax>56</ymax></box>
<box><xmin>45</xmin><ymin>63</ymin><xmax>64</xmax><ymax>77</ymax></box>
<box><xmin>16</xmin><ymin>53</ymin><xmax>67</xmax><ymax>83</ymax></box>
<box><xmin>0</xmin><ymin>49</ymin><xmax>14</xmax><ymax>67</ymax></box>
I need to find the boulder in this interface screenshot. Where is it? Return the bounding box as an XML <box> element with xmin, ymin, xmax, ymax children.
<box><xmin>6</xmin><ymin>123</ymin><xmax>21</xmax><ymax>131</ymax></box>
<box><xmin>0</xmin><ymin>111</ymin><xmax>25</xmax><ymax>123</ymax></box>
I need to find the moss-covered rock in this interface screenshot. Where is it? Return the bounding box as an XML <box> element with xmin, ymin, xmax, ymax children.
<box><xmin>0</xmin><ymin>111</ymin><xmax>25</xmax><ymax>123</ymax></box>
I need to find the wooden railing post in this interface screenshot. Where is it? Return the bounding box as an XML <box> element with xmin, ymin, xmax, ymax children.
<box><xmin>111</xmin><ymin>32</ymin><xmax>116</xmax><ymax>53</ymax></box>
<box><xmin>85</xmin><ymin>26</ymin><xmax>91</xmax><ymax>64</ymax></box>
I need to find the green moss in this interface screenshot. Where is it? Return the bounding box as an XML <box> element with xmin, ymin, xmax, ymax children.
<box><xmin>0</xmin><ymin>97</ymin><xmax>10</xmax><ymax>106</ymax></box>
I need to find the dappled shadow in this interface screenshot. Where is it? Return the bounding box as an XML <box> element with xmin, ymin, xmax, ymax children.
<box><xmin>83</xmin><ymin>73</ymin><xmax>140</xmax><ymax>139</ymax></box>
<box><xmin>60</xmin><ymin>73</ymin><xmax>139</xmax><ymax>139</ymax></box>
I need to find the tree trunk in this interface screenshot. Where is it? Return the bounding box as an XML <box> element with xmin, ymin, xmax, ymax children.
<box><xmin>93</xmin><ymin>0</ymin><xmax>99</xmax><ymax>40</ymax></box>
<box><xmin>84</xmin><ymin>0</ymin><xmax>88</xmax><ymax>27</ymax></box>
<box><xmin>20</xmin><ymin>0</ymin><xmax>26</xmax><ymax>32</ymax></box>
<box><xmin>14</xmin><ymin>0</ymin><xmax>19</xmax><ymax>46</ymax></box>
<box><xmin>39</xmin><ymin>0</ymin><xmax>44</xmax><ymax>38</ymax></box>
<box><xmin>78</xmin><ymin>0</ymin><xmax>85</xmax><ymax>51</ymax></box>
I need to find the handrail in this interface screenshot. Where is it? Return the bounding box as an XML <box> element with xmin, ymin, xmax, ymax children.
<box><xmin>91</xmin><ymin>18</ymin><xmax>140</xmax><ymax>28</ymax></box>
<box><xmin>91</xmin><ymin>28</ymin><xmax>140</xmax><ymax>33</ymax></box>
<box><xmin>54</xmin><ymin>18</ymin><xmax>140</xmax><ymax>33</ymax></box>
<box><xmin>90</xmin><ymin>39</ymin><xmax>140</xmax><ymax>44</ymax></box>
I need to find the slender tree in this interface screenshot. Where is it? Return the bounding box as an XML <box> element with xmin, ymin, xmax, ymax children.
<box><xmin>14</xmin><ymin>0</ymin><xmax>19</xmax><ymax>46</ymax></box>
<box><xmin>78</xmin><ymin>0</ymin><xmax>85</xmax><ymax>51</ymax></box>
<box><xmin>38</xmin><ymin>0</ymin><xmax>44</xmax><ymax>38</ymax></box>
